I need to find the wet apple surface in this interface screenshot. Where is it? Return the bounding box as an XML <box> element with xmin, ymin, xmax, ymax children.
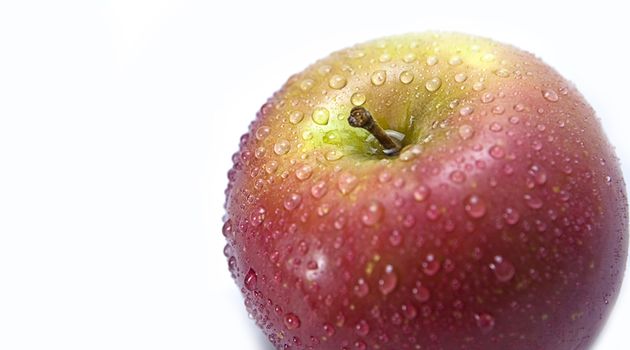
<box><xmin>223</xmin><ymin>33</ymin><xmax>628</xmax><ymax>350</ymax></box>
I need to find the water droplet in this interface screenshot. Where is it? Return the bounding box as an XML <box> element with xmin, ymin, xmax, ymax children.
<box><xmin>464</xmin><ymin>194</ymin><xmax>487</xmax><ymax>218</ymax></box>
<box><xmin>448</xmin><ymin>55</ymin><xmax>462</xmax><ymax>65</ymax></box>
<box><xmin>289</xmin><ymin>111</ymin><xmax>304</xmax><ymax>124</ymax></box>
<box><xmin>361</xmin><ymin>200</ymin><xmax>383</xmax><ymax>226</ymax></box>
<box><xmin>325</xmin><ymin>149</ymin><xmax>343</xmax><ymax>161</ymax></box>
<box><xmin>244</xmin><ymin>268</ymin><xmax>257</xmax><ymax>291</ymax></box>
<box><xmin>402</xmin><ymin>303</ymin><xmax>418</xmax><ymax>320</ymax></box>
<box><xmin>481</xmin><ymin>92</ymin><xmax>495</xmax><ymax>103</ymax></box>
<box><xmin>284</xmin><ymin>193</ymin><xmax>302</xmax><ymax>211</ymax></box>
<box><xmin>489</xmin><ymin>122</ymin><xmax>502</xmax><ymax>132</ymax></box>
<box><xmin>312</xmin><ymin>107</ymin><xmax>330</xmax><ymax>125</ymax></box>
<box><xmin>379</xmin><ymin>52</ymin><xmax>391</xmax><ymax>62</ymax></box>
<box><xmin>472</xmin><ymin>81</ymin><xmax>485</xmax><ymax>91</ymax></box>
<box><xmin>490</xmin><ymin>256</ymin><xmax>515</xmax><ymax>282</ymax></box>
<box><xmin>481</xmin><ymin>53</ymin><xmax>495</xmax><ymax>62</ymax></box>
<box><xmin>351</xmin><ymin>92</ymin><xmax>366</xmax><ymax>106</ymax></box>
<box><xmin>371</xmin><ymin>70</ymin><xmax>387</xmax><ymax>86</ymax></box>
<box><xmin>250</xmin><ymin>207</ymin><xmax>265</xmax><ymax>227</ymax></box>
<box><xmin>255</xmin><ymin>126</ymin><xmax>270</xmax><ymax>140</ymax></box>
<box><xmin>254</xmin><ymin>146</ymin><xmax>266</xmax><ymax>159</ymax></box>
<box><xmin>422</xmin><ymin>254</ymin><xmax>441</xmax><ymax>276</ymax></box>
<box><xmin>302</xmin><ymin>130</ymin><xmax>313</xmax><ymax>140</ymax></box>
<box><xmin>492</xmin><ymin>106</ymin><xmax>505</xmax><ymax>115</ymax></box>
<box><xmin>403</xmin><ymin>52</ymin><xmax>416</xmax><ymax>62</ymax></box>
<box><xmin>318</xmin><ymin>64</ymin><xmax>332</xmax><ymax>75</ymax></box>
<box><xmin>300</xmin><ymin>79</ymin><xmax>314</xmax><ymax>91</ymax></box>
<box><xmin>284</xmin><ymin>313</ymin><xmax>301</xmax><ymax>330</ymax></box>
<box><xmin>475</xmin><ymin>313</ymin><xmax>495</xmax><ymax>333</ymax></box>
<box><xmin>528</xmin><ymin>164</ymin><xmax>547</xmax><ymax>185</ymax></box>
<box><xmin>323</xmin><ymin>323</ymin><xmax>335</xmax><ymax>337</ymax></box>
<box><xmin>494</xmin><ymin>68</ymin><xmax>510</xmax><ymax>77</ymax></box>
<box><xmin>399</xmin><ymin>70</ymin><xmax>414</xmax><ymax>84</ymax></box>
<box><xmin>338</xmin><ymin>173</ymin><xmax>358</xmax><ymax>195</ymax></box>
<box><xmin>378</xmin><ymin>264</ymin><xmax>398</xmax><ymax>295</ymax></box>
<box><xmin>310</xmin><ymin>181</ymin><xmax>327</xmax><ymax>199</ymax></box>
<box><xmin>295</xmin><ymin>164</ymin><xmax>313</xmax><ymax>181</ymax></box>
<box><xmin>450</xmin><ymin>170</ymin><xmax>467</xmax><ymax>183</ymax></box>
<box><xmin>222</xmin><ymin>219</ymin><xmax>233</xmax><ymax>238</ymax></box>
<box><xmin>273</xmin><ymin>140</ymin><xmax>290</xmax><ymax>155</ymax></box>
<box><xmin>489</xmin><ymin>145</ymin><xmax>505</xmax><ymax>159</ymax></box>
<box><xmin>542</xmin><ymin>89</ymin><xmax>559</xmax><ymax>102</ymax></box>
<box><xmin>413</xmin><ymin>284</ymin><xmax>431</xmax><ymax>302</ymax></box>
<box><xmin>413</xmin><ymin>185</ymin><xmax>431</xmax><ymax>202</ymax></box>
<box><xmin>458</xmin><ymin>124</ymin><xmax>474</xmax><ymax>140</ymax></box>
<box><xmin>454</xmin><ymin>72</ymin><xmax>468</xmax><ymax>83</ymax></box>
<box><xmin>459</xmin><ymin>106</ymin><xmax>474</xmax><ymax>116</ymax></box>
<box><xmin>389</xmin><ymin>230</ymin><xmax>403</xmax><ymax>247</ymax></box>
<box><xmin>425</xmin><ymin>204</ymin><xmax>441</xmax><ymax>221</ymax></box>
<box><xmin>426</xmin><ymin>56</ymin><xmax>438</xmax><ymax>66</ymax></box>
<box><xmin>425</xmin><ymin>77</ymin><xmax>442</xmax><ymax>92</ymax></box>
<box><xmin>503</xmin><ymin>207</ymin><xmax>520</xmax><ymax>225</ymax></box>
<box><xmin>524</xmin><ymin>194</ymin><xmax>543</xmax><ymax>209</ymax></box>
<box><xmin>264</xmin><ymin>161</ymin><xmax>278</xmax><ymax>174</ymax></box>
<box><xmin>328</xmin><ymin>74</ymin><xmax>347</xmax><ymax>89</ymax></box>
<box><xmin>513</xmin><ymin>103</ymin><xmax>525</xmax><ymax>112</ymax></box>
<box><xmin>355</xmin><ymin>319</ymin><xmax>370</xmax><ymax>336</ymax></box>
<box><xmin>354</xmin><ymin>278</ymin><xmax>369</xmax><ymax>298</ymax></box>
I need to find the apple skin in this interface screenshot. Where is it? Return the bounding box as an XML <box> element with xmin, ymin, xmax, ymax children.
<box><xmin>223</xmin><ymin>33</ymin><xmax>628</xmax><ymax>350</ymax></box>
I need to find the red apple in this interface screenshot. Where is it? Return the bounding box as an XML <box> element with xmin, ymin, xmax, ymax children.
<box><xmin>223</xmin><ymin>33</ymin><xmax>628</xmax><ymax>349</ymax></box>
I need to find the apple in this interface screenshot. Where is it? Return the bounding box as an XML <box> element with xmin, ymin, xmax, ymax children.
<box><xmin>223</xmin><ymin>32</ymin><xmax>628</xmax><ymax>349</ymax></box>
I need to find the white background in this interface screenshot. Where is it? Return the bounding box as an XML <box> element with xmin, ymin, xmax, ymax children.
<box><xmin>0</xmin><ymin>1</ymin><xmax>628</xmax><ymax>349</ymax></box>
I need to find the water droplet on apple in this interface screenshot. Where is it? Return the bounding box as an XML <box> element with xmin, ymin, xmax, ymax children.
<box><xmin>284</xmin><ymin>193</ymin><xmax>302</xmax><ymax>211</ymax></box>
<box><xmin>542</xmin><ymin>89</ymin><xmax>559</xmax><ymax>102</ymax></box>
<box><xmin>310</xmin><ymin>181</ymin><xmax>327</xmax><ymax>199</ymax></box>
<box><xmin>273</xmin><ymin>140</ymin><xmax>290</xmax><ymax>155</ymax></box>
<box><xmin>482</xmin><ymin>53</ymin><xmax>495</xmax><ymax>62</ymax></box>
<box><xmin>481</xmin><ymin>92</ymin><xmax>495</xmax><ymax>103</ymax></box>
<box><xmin>412</xmin><ymin>283</ymin><xmax>430</xmax><ymax>304</ymax></box>
<box><xmin>328</xmin><ymin>74</ymin><xmax>347</xmax><ymax>89</ymax></box>
<box><xmin>402</xmin><ymin>303</ymin><xmax>418</xmax><ymax>319</ymax></box>
<box><xmin>355</xmin><ymin>319</ymin><xmax>370</xmax><ymax>336</ymax></box>
<box><xmin>264</xmin><ymin>160</ymin><xmax>278</xmax><ymax>174</ymax></box>
<box><xmin>464</xmin><ymin>194</ymin><xmax>487</xmax><ymax>218</ymax></box>
<box><xmin>325</xmin><ymin>149</ymin><xmax>344</xmax><ymax>161</ymax></box>
<box><xmin>503</xmin><ymin>207</ymin><xmax>520</xmax><ymax>225</ymax></box>
<box><xmin>490</xmin><ymin>256</ymin><xmax>515</xmax><ymax>282</ymax></box>
<box><xmin>338</xmin><ymin>172</ymin><xmax>358</xmax><ymax>195</ymax></box>
<box><xmin>354</xmin><ymin>278</ymin><xmax>369</xmax><ymax>298</ymax></box>
<box><xmin>399</xmin><ymin>70</ymin><xmax>414</xmax><ymax>84</ymax></box>
<box><xmin>413</xmin><ymin>185</ymin><xmax>431</xmax><ymax>202</ymax></box>
<box><xmin>378</xmin><ymin>264</ymin><xmax>398</xmax><ymax>295</ymax></box>
<box><xmin>244</xmin><ymin>268</ymin><xmax>257</xmax><ymax>291</ymax></box>
<box><xmin>454</xmin><ymin>72</ymin><xmax>468</xmax><ymax>83</ymax></box>
<box><xmin>289</xmin><ymin>111</ymin><xmax>304</xmax><ymax>124</ymax></box>
<box><xmin>284</xmin><ymin>313</ymin><xmax>301</xmax><ymax>330</ymax></box>
<box><xmin>254</xmin><ymin>146</ymin><xmax>265</xmax><ymax>159</ymax></box>
<box><xmin>250</xmin><ymin>207</ymin><xmax>266</xmax><ymax>227</ymax></box>
<box><xmin>458</xmin><ymin>124</ymin><xmax>474</xmax><ymax>140</ymax></box>
<box><xmin>528</xmin><ymin>164</ymin><xmax>547</xmax><ymax>185</ymax></box>
<box><xmin>389</xmin><ymin>230</ymin><xmax>402</xmax><ymax>246</ymax></box>
<box><xmin>494</xmin><ymin>68</ymin><xmax>510</xmax><ymax>77</ymax></box>
<box><xmin>318</xmin><ymin>64</ymin><xmax>332</xmax><ymax>75</ymax></box>
<box><xmin>425</xmin><ymin>77</ymin><xmax>442</xmax><ymax>92</ymax></box>
<box><xmin>422</xmin><ymin>254</ymin><xmax>441</xmax><ymax>276</ymax></box>
<box><xmin>379</xmin><ymin>52</ymin><xmax>391</xmax><ymax>62</ymax></box>
<box><xmin>361</xmin><ymin>200</ymin><xmax>383</xmax><ymax>226</ymax></box>
<box><xmin>371</xmin><ymin>70</ymin><xmax>387</xmax><ymax>86</ymax></box>
<box><xmin>513</xmin><ymin>103</ymin><xmax>525</xmax><ymax>112</ymax></box>
<box><xmin>473</xmin><ymin>81</ymin><xmax>485</xmax><ymax>91</ymax></box>
<box><xmin>450</xmin><ymin>170</ymin><xmax>467</xmax><ymax>183</ymax></box>
<box><xmin>448</xmin><ymin>55</ymin><xmax>463</xmax><ymax>65</ymax></box>
<box><xmin>255</xmin><ymin>126</ymin><xmax>270</xmax><ymax>140</ymax></box>
<box><xmin>403</xmin><ymin>52</ymin><xmax>416</xmax><ymax>62</ymax></box>
<box><xmin>295</xmin><ymin>164</ymin><xmax>313</xmax><ymax>180</ymax></box>
<box><xmin>475</xmin><ymin>313</ymin><xmax>495</xmax><ymax>333</ymax></box>
<box><xmin>323</xmin><ymin>323</ymin><xmax>335</xmax><ymax>337</ymax></box>
<box><xmin>351</xmin><ymin>92</ymin><xmax>367</xmax><ymax>106</ymax></box>
<box><xmin>300</xmin><ymin>79</ymin><xmax>314</xmax><ymax>91</ymax></box>
<box><xmin>425</xmin><ymin>204</ymin><xmax>441</xmax><ymax>221</ymax></box>
<box><xmin>459</xmin><ymin>105</ymin><xmax>474</xmax><ymax>116</ymax></box>
<box><xmin>312</xmin><ymin>107</ymin><xmax>330</xmax><ymax>125</ymax></box>
<box><xmin>426</xmin><ymin>55</ymin><xmax>438</xmax><ymax>66</ymax></box>
<box><xmin>302</xmin><ymin>130</ymin><xmax>313</xmax><ymax>140</ymax></box>
<box><xmin>489</xmin><ymin>145</ymin><xmax>505</xmax><ymax>159</ymax></box>
<box><xmin>492</xmin><ymin>105</ymin><xmax>505</xmax><ymax>114</ymax></box>
<box><xmin>524</xmin><ymin>194</ymin><xmax>543</xmax><ymax>209</ymax></box>
<box><xmin>222</xmin><ymin>219</ymin><xmax>233</xmax><ymax>237</ymax></box>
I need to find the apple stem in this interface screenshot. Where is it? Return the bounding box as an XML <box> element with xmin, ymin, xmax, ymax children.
<box><xmin>348</xmin><ymin>106</ymin><xmax>401</xmax><ymax>155</ymax></box>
